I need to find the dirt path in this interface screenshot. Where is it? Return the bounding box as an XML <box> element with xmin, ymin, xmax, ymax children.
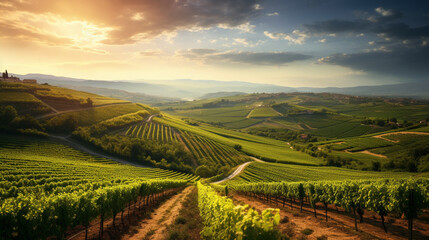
<box><xmin>359</xmin><ymin>150</ymin><xmax>388</xmax><ymax>158</ymax></box>
<box><xmin>122</xmin><ymin>186</ymin><xmax>194</xmax><ymax>240</ymax></box>
<box><xmin>232</xmin><ymin>193</ymin><xmax>429</xmax><ymax>240</ymax></box>
<box><xmin>248</xmin><ymin>156</ymin><xmax>264</xmax><ymax>163</ymax></box>
<box><xmin>50</xmin><ymin>135</ymin><xmax>150</xmax><ymax>168</ymax></box>
<box><xmin>146</xmin><ymin>114</ymin><xmax>159</xmax><ymax>123</ymax></box>
<box><xmin>212</xmin><ymin>162</ymin><xmax>252</xmax><ymax>184</ymax></box>
<box><xmin>373</xmin><ymin>131</ymin><xmax>429</xmax><ymax>143</ymax></box>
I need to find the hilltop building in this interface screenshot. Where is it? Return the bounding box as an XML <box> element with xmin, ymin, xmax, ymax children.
<box><xmin>1</xmin><ymin>70</ymin><xmax>22</xmax><ymax>83</ymax></box>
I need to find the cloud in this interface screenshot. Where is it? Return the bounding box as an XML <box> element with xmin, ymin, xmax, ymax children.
<box><xmin>318</xmin><ymin>38</ymin><xmax>327</xmax><ymax>43</ymax></box>
<box><xmin>264</xmin><ymin>31</ymin><xmax>308</xmax><ymax>44</ymax></box>
<box><xmin>318</xmin><ymin>45</ymin><xmax>429</xmax><ymax>81</ymax></box>
<box><xmin>140</xmin><ymin>49</ymin><xmax>163</xmax><ymax>56</ymax></box>
<box><xmin>232</xmin><ymin>38</ymin><xmax>263</xmax><ymax>47</ymax></box>
<box><xmin>368</xmin><ymin>7</ymin><xmax>402</xmax><ymax>23</ymax></box>
<box><xmin>1</xmin><ymin>0</ymin><xmax>262</xmax><ymax>45</ymax></box>
<box><xmin>302</xmin><ymin>19</ymin><xmax>370</xmax><ymax>35</ymax></box>
<box><xmin>272</xmin><ymin>6</ymin><xmax>422</xmax><ymax>45</ymax></box>
<box><xmin>177</xmin><ymin>49</ymin><xmax>312</xmax><ymax>65</ymax></box>
<box><xmin>0</xmin><ymin>21</ymin><xmax>72</xmax><ymax>45</ymax></box>
<box><xmin>267</xmin><ymin>12</ymin><xmax>279</xmax><ymax>17</ymax></box>
<box><xmin>373</xmin><ymin>23</ymin><xmax>429</xmax><ymax>40</ymax></box>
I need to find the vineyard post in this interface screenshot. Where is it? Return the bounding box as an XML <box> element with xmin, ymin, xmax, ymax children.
<box><xmin>408</xmin><ymin>188</ymin><xmax>414</xmax><ymax>240</ymax></box>
<box><xmin>121</xmin><ymin>209</ymin><xmax>125</xmax><ymax>228</ymax></box>
<box><xmin>353</xmin><ymin>207</ymin><xmax>358</xmax><ymax>231</ymax></box>
<box><xmin>380</xmin><ymin>214</ymin><xmax>387</xmax><ymax>233</ymax></box>
<box><xmin>99</xmin><ymin>213</ymin><xmax>104</xmax><ymax>240</ymax></box>
<box><xmin>324</xmin><ymin>202</ymin><xmax>328</xmax><ymax>222</ymax></box>
<box><xmin>298</xmin><ymin>183</ymin><xmax>305</xmax><ymax>213</ymax></box>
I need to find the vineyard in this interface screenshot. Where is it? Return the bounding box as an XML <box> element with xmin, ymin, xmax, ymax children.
<box><xmin>154</xmin><ymin>115</ymin><xmax>321</xmax><ymax>165</ymax></box>
<box><xmin>229</xmin><ymin>178</ymin><xmax>429</xmax><ymax>238</ymax></box>
<box><xmin>0</xmin><ymin>134</ymin><xmax>197</xmax><ymax>239</ymax></box>
<box><xmin>125</xmin><ymin>121</ymin><xmax>249</xmax><ymax>167</ymax></box>
<box><xmin>226</xmin><ymin>162</ymin><xmax>421</xmax><ymax>184</ymax></box>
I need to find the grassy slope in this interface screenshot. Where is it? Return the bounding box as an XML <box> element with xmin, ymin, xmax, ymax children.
<box><xmin>34</xmin><ymin>84</ymin><xmax>129</xmax><ymax>106</ymax></box>
<box><xmin>47</xmin><ymin>103</ymin><xmax>144</xmax><ymax>126</ymax></box>
<box><xmin>227</xmin><ymin>162</ymin><xmax>425</xmax><ymax>184</ymax></box>
<box><xmin>155</xmin><ymin>114</ymin><xmax>322</xmax><ymax>165</ymax></box>
<box><xmin>248</xmin><ymin>107</ymin><xmax>282</xmax><ymax>118</ymax></box>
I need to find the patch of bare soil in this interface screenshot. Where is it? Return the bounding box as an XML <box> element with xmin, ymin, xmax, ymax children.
<box><xmin>231</xmin><ymin>193</ymin><xmax>429</xmax><ymax>240</ymax></box>
<box><xmin>359</xmin><ymin>150</ymin><xmax>388</xmax><ymax>158</ymax></box>
<box><xmin>122</xmin><ymin>186</ymin><xmax>194</xmax><ymax>240</ymax></box>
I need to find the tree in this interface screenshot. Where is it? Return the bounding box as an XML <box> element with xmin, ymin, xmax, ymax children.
<box><xmin>372</xmin><ymin>161</ymin><xmax>381</xmax><ymax>171</ymax></box>
<box><xmin>0</xmin><ymin>105</ymin><xmax>18</xmax><ymax>125</ymax></box>
<box><xmin>45</xmin><ymin>115</ymin><xmax>78</xmax><ymax>133</ymax></box>
<box><xmin>196</xmin><ymin>165</ymin><xmax>213</xmax><ymax>178</ymax></box>
<box><xmin>86</xmin><ymin>98</ymin><xmax>93</xmax><ymax>107</ymax></box>
<box><xmin>10</xmin><ymin>115</ymin><xmax>43</xmax><ymax>130</ymax></box>
<box><xmin>233</xmin><ymin>144</ymin><xmax>242</xmax><ymax>151</ymax></box>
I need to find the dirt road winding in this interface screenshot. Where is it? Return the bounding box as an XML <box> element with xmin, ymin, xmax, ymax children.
<box><xmin>122</xmin><ymin>186</ymin><xmax>194</xmax><ymax>240</ymax></box>
<box><xmin>212</xmin><ymin>161</ymin><xmax>252</xmax><ymax>184</ymax></box>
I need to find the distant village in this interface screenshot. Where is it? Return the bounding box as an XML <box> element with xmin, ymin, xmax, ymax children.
<box><xmin>1</xmin><ymin>70</ymin><xmax>37</xmax><ymax>84</ymax></box>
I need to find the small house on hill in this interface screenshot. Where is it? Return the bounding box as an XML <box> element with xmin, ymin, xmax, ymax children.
<box><xmin>23</xmin><ymin>79</ymin><xmax>37</xmax><ymax>84</ymax></box>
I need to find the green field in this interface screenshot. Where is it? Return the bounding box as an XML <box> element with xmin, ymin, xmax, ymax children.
<box><xmin>34</xmin><ymin>84</ymin><xmax>129</xmax><ymax>106</ymax></box>
<box><xmin>226</xmin><ymin>162</ymin><xmax>424</xmax><ymax>184</ymax></box>
<box><xmin>48</xmin><ymin>103</ymin><xmax>144</xmax><ymax>126</ymax></box>
<box><xmin>0</xmin><ymin>91</ymin><xmax>41</xmax><ymax>103</ymax></box>
<box><xmin>315</xmin><ymin>130</ymin><xmax>429</xmax><ymax>171</ymax></box>
<box><xmin>0</xmin><ymin>90</ymin><xmax>51</xmax><ymax>115</ymax></box>
<box><xmin>162</xmin><ymin>93</ymin><xmax>429</xmax><ymax>141</ymax></box>
<box><xmin>248</xmin><ymin>107</ymin><xmax>282</xmax><ymax>118</ymax></box>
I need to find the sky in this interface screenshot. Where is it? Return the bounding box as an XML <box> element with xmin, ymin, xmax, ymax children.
<box><xmin>0</xmin><ymin>0</ymin><xmax>428</xmax><ymax>87</ymax></box>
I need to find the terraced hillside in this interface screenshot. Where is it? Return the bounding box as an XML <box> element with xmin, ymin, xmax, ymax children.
<box><xmin>153</xmin><ymin>114</ymin><xmax>321</xmax><ymax>165</ymax></box>
<box><xmin>311</xmin><ymin>129</ymin><xmax>429</xmax><ymax>171</ymax></box>
<box><xmin>125</xmin><ymin>121</ymin><xmax>249</xmax><ymax>169</ymax></box>
<box><xmin>0</xmin><ymin>81</ymin><xmax>128</xmax><ymax>117</ymax></box>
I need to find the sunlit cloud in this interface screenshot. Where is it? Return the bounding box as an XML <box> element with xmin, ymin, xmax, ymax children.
<box><xmin>0</xmin><ymin>0</ymin><xmax>262</xmax><ymax>45</ymax></box>
<box><xmin>264</xmin><ymin>31</ymin><xmax>308</xmax><ymax>44</ymax></box>
<box><xmin>177</xmin><ymin>49</ymin><xmax>312</xmax><ymax>65</ymax></box>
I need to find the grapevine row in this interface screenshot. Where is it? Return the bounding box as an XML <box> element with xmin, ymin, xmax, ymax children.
<box><xmin>230</xmin><ymin>178</ymin><xmax>429</xmax><ymax>239</ymax></box>
<box><xmin>197</xmin><ymin>182</ymin><xmax>280</xmax><ymax>240</ymax></box>
<box><xmin>126</xmin><ymin>122</ymin><xmax>178</xmax><ymax>143</ymax></box>
<box><xmin>0</xmin><ymin>180</ymin><xmax>188</xmax><ymax>239</ymax></box>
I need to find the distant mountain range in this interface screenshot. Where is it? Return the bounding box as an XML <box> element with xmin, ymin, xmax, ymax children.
<box><xmin>16</xmin><ymin>73</ymin><xmax>429</xmax><ymax>100</ymax></box>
